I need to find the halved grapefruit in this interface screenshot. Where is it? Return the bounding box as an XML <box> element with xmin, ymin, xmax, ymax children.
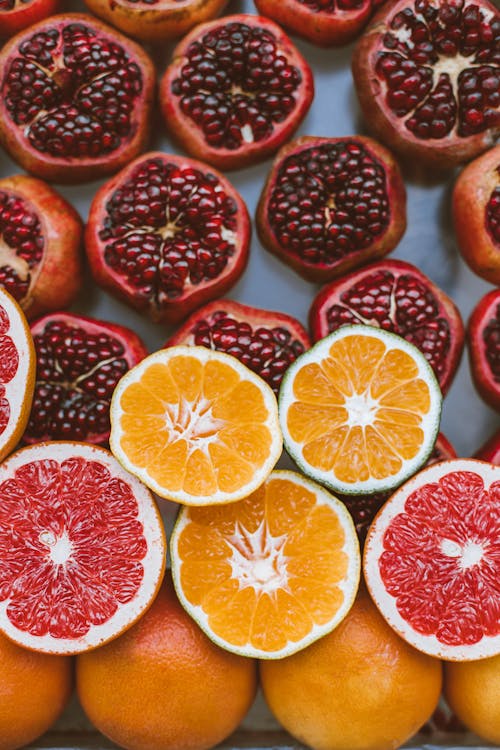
<box><xmin>364</xmin><ymin>459</ymin><xmax>500</xmax><ymax>661</ymax></box>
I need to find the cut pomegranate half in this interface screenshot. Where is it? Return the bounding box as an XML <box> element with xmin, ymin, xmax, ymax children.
<box><xmin>352</xmin><ymin>0</ymin><xmax>500</xmax><ymax>169</ymax></box>
<box><xmin>24</xmin><ymin>313</ymin><xmax>148</xmax><ymax>446</ymax></box>
<box><xmin>0</xmin><ymin>14</ymin><xmax>155</xmax><ymax>183</ymax></box>
<box><xmin>474</xmin><ymin>429</ymin><xmax>500</xmax><ymax>463</ymax></box>
<box><xmin>0</xmin><ymin>175</ymin><xmax>83</xmax><ymax>320</ymax></box>
<box><xmin>0</xmin><ymin>441</ymin><xmax>166</xmax><ymax>654</ymax></box>
<box><xmin>468</xmin><ymin>288</ymin><xmax>500</xmax><ymax>411</ymax></box>
<box><xmin>309</xmin><ymin>258</ymin><xmax>464</xmax><ymax>395</ymax></box>
<box><xmin>364</xmin><ymin>459</ymin><xmax>500</xmax><ymax>660</ymax></box>
<box><xmin>166</xmin><ymin>299</ymin><xmax>311</xmax><ymax>394</ymax></box>
<box><xmin>159</xmin><ymin>14</ymin><xmax>314</xmax><ymax>170</ymax></box>
<box><xmin>0</xmin><ymin>0</ymin><xmax>60</xmax><ymax>37</ymax></box>
<box><xmin>257</xmin><ymin>136</ymin><xmax>407</xmax><ymax>283</ymax></box>
<box><xmin>86</xmin><ymin>152</ymin><xmax>251</xmax><ymax>325</ymax></box>
<box><xmin>453</xmin><ymin>144</ymin><xmax>500</xmax><ymax>285</ymax></box>
<box><xmin>254</xmin><ymin>0</ymin><xmax>373</xmax><ymax>47</ymax></box>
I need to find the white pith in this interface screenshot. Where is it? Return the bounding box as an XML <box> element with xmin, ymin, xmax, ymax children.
<box><xmin>40</xmin><ymin>529</ymin><xmax>74</xmax><ymax>566</ymax></box>
<box><xmin>364</xmin><ymin>459</ymin><xmax>500</xmax><ymax>661</ymax></box>
<box><xmin>344</xmin><ymin>391</ymin><xmax>380</xmax><ymax>429</ymax></box>
<box><xmin>227</xmin><ymin>519</ymin><xmax>289</xmax><ymax>594</ymax></box>
<box><xmin>164</xmin><ymin>396</ymin><xmax>226</xmax><ymax>458</ymax></box>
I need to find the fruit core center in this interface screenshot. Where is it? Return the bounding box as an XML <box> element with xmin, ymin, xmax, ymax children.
<box><xmin>227</xmin><ymin>520</ymin><xmax>288</xmax><ymax>593</ymax></box>
<box><xmin>344</xmin><ymin>391</ymin><xmax>379</xmax><ymax>428</ymax></box>
<box><xmin>441</xmin><ymin>537</ymin><xmax>485</xmax><ymax>570</ymax></box>
<box><xmin>39</xmin><ymin>529</ymin><xmax>73</xmax><ymax>565</ymax></box>
<box><xmin>165</xmin><ymin>397</ymin><xmax>225</xmax><ymax>452</ymax></box>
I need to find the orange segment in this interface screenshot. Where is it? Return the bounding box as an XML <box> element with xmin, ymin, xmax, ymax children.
<box><xmin>329</xmin><ymin>335</ymin><xmax>386</xmax><ymax>393</ymax></box>
<box><xmin>171</xmin><ymin>471</ymin><xmax>360</xmax><ymax>658</ymax></box>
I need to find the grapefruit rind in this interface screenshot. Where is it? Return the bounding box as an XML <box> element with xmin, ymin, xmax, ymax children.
<box><xmin>279</xmin><ymin>325</ymin><xmax>442</xmax><ymax>496</ymax></box>
<box><xmin>170</xmin><ymin>470</ymin><xmax>361</xmax><ymax>659</ymax></box>
<box><xmin>364</xmin><ymin>458</ymin><xmax>500</xmax><ymax>661</ymax></box>
<box><xmin>110</xmin><ymin>346</ymin><xmax>283</xmax><ymax>506</ymax></box>
<box><xmin>0</xmin><ymin>442</ymin><xmax>166</xmax><ymax>655</ymax></box>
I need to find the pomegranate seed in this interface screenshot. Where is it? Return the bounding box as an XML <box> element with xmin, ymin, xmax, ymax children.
<box><xmin>484</xmin><ymin>303</ymin><xmax>500</xmax><ymax>382</ymax></box>
<box><xmin>0</xmin><ymin>190</ymin><xmax>43</xmax><ymax>303</ymax></box>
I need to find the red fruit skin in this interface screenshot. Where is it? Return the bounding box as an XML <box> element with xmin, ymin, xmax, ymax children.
<box><xmin>474</xmin><ymin>429</ymin><xmax>500</xmax><ymax>464</ymax></box>
<box><xmin>254</xmin><ymin>0</ymin><xmax>373</xmax><ymax>47</ymax></box>
<box><xmin>159</xmin><ymin>14</ymin><xmax>315</xmax><ymax>171</ymax></box>
<box><xmin>468</xmin><ymin>289</ymin><xmax>500</xmax><ymax>411</ymax></box>
<box><xmin>83</xmin><ymin>0</ymin><xmax>230</xmax><ymax>42</ymax></box>
<box><xmin>453</xmin><ymin>145</ymin><xmax>500</xmax><ymax>285</ymax></box>
<box><xmin>85</xmin><ymin>152</ymin><xmax>251</xmax><ymax>325</ymax></box>
<box><xmin>0</xmin><ymin>175</ymin><xmax>83</xmax><ymax>321</ymax></box>
<box><xmin>0</xmin><ymin>14</ymin><xmax>155</xmax><ymax>184</ymax></box>
<box><xmin>257</xmin><ymin>135</ymin><xmax>407</xmax><ymax>283</ymax></box>
<box><xmin>351</xmin><ymin>0</ymin><xmax>500</xmax><ymax>170</ymax></box>
<box><xmin>309</xmin><ymin>258</ymin><xmax>464</xmax><ymax>395</ymax></box>
<box><xmin>0</xmin><ymin>0</ymin><xmax>60</xmax><ymax>37</ymax></box>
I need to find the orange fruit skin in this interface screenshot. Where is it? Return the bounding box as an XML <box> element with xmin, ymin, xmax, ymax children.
<box><xmin>260</xmin><ymin>588</ymin><xmax>442</xmax><ymax>750</ymax></box>
<box><xmin>0</xmin><ymin>632</ymin><xmax>72</xmax><ymax>750</ymax></box>
<box><xmin>444</xmin><ymin>655</ymin><xmax>500</xmax><ymax>744</ymax></box>
<box><xmin>76</xmin><ymin>573</ymin><xmax>258</xmax><ymax>750</ymax></box>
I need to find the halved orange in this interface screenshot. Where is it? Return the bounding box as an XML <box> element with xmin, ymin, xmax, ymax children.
<box><xmin>110</xmin><ymin>346</ymin><xmax>282</xmax><ymax>505</ymax></box>
<box><xmin>170</xmin><ymin>470</ymin><xmax>360</xmax><ymax>658</ymax></box>
<box><xmin>279</xmin><ymin>325</ymin><xmax>442</xmax><ymax>496</ymax></box>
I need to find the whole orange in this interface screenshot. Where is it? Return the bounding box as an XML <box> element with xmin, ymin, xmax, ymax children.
<box><xmin>76</xmin><ymin>573</ymin><xmax>258</xmax><ymax>750</ymax></box>
<box><xmin>0</xmin><ymin>632</ymin><xmax>72</xmax><ymax>750</ymax></box>
<box><xmin>444</xmin><ymin>655</ymin><xmax>500</xmax><ymax>744</ymax></box>
<box><xmin>260</xmin><ymin>588</ymin><xmax>442</xmax><ymax>750</ymax></box>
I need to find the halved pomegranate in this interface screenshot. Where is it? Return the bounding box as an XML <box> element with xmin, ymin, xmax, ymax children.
<box><xmin>254</xmin><ymin>0</ymin><xmax>373</xmax><ymax>47</ymax></box>
<box><xmin>309</xmin><ymin>258</ymin><xmax>464</xmax><ymax>394</ymax></box>
<box><xmin>159</xmin><ymin>14</ymin><xmax>314</xmax><ymax>170</ymax></box>
<box><xmin>474</xmin><ymin>429</ymin><xmax>500</xmax><ymax>463</ymax></box>
<box><xmin>0</xmin><ymin>14</ymin><xmax>155</xmax><ymax>183</ymax></box>
<box><xmin>0</xmin><ymin>175</ymin><xmax>83</xmax><ymax>320</ymax></box>
<box><xmin>165</xmin><ymin>299</ymin><xmax>311</xmax><ymax>394</ymax></box>
<box><xmin>0</xmin><ymin>0</ymin><xmax>60</xmax><ymax>38</ymax></box>
<box><xmin>468</xmin><ymin>288</ymin><xmax>500</xmax><ymax>411</ymax></box>
<box><xmin>24</xmin><ymin>312</ymin><xmax>148</xmax><ymax>445</ymax></box>
<box><xmin>83</xmin><ymin>0</ymin><xmax>229</xmax><ymax>43</ymax></box>
<box><xmin>352</xmin><ymin>0</ymin><xmax>500</xmax><ymax>169</ymax></box>
<box><xmin>86</xmin><ymin>153</ymin><xmax>251</xmax><ymax>325</ymax></box>
<box><xmin>453</xmin><ymin>144</ymin><xmax>500</xmax><ymax>285</ymax></box>
<box><xmin>257</xmin><ymin>136</ymin><xmax>406</xmax><ymax>283</ymax></box>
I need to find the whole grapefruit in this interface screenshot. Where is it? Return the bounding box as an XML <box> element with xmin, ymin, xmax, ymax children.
<box><xmin>444</xmin><ymin>655</ymin><xmax>500</xmax><ymax>744</ymax></box>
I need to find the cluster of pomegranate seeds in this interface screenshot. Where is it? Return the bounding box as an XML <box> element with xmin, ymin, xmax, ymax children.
<box><xmin>25</xmin><ymin>320</ymin><xmax>129</xmax><ymax>443</ymax></box>
<box><xmin>190</xmin><ymin>310</ymin><xmax>306</xmax><ymax>393</ymax></box>
<box><xmin>100</xmin><ymin>157</ymin><xmax>239</xmax><ymax>302</ymax></box>
<box><xmin>171</xmin><ymin>22</ymin><xmax>304</xmax><ymax>151</ymax></box>
<box><xmin>3</xmin><ymin>22</ymin><xmax>143</xmax><ymax>158</ymax></box>
<box><xmin>483</xmin><ymin>302</ymin><xmax>500</xmax><ymax>383</ymax></box>
<box><xmin>0</xmin><ymin>190</ymin><xmax>43</xmax><ymax>304</ymax></box>
<box><xmin>486</xmin><ymin>171</ymin><xmax>500</xmax><ymax>243</ymax></box>
<box><xmin>267</xmin><ymin>141</ymin><xmax>390</xmax><ymax>265</ymax></box>
<box><xmin>375</xmin><ymin>0</ymin><xmax>499</xmax><ymax>140</ymax></box>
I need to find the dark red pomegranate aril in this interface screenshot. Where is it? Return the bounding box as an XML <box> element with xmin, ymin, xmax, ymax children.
<box><xmin>0</xmin><ymin>190</ymin><xmax>43</xmax><ymax>304</ymax></box>
<box><xmin>487</xmin><ymin>179</ymin><xmax>500</xmax><ymax>243</ymax></box>
<box><xmin>483</xmin><ymin>302</ymin><xmax>500</xmax><ymax>382</ymax></box>
<box><xmin>468</xmin><ymin>288</ymin><xmax>500</xmax><ymax>411</ymax></box>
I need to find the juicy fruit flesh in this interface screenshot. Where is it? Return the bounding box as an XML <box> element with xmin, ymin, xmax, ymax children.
<box><xmin>320</xmin><ymin>268</ymin><xmax>453</xmax><ymax>383</ymax></box>
<box><xmin>100</xmin><ymin>158</ymin><xmax>239</xmax><ymax>304</ymax></box>
<box><xmin>287</xmin><ymin>334</ymin><xmax>434</xmax><ymax>485</ymax></box>
<box><xmin>0</xmin><ymin>455</ymin><xmax>148</xmax><ymax>640</ymax></box>
<box><xmin>25</xmin><ymin>320</ymin><xmax>129</xmax><ymax>443</ymax></box>
<box><xmin>3</xmin><ymin>22</ymin><xmax>143</xmax><ymax>159</ymax></box>
<box><xmin>375</xmin><ymin>0</ymin><xmax>499</xmax><ymax>140</ymax></box>
<box><xmin>0</xmin><ymin>306</ymin><xmax>19</xmax><ymax>437</ymax></box>
<box><xmin>483</xmin><ymin>302</ymin><xmax>500</xmax><ymax>382</ymax></box>
<box><xmin>186</xmin><ymin>309</ymin><xmax>306</xmax><ymax>394</ymax></box>
<box><xmin>486</xmin><ymin>168</ymin><xmax>500</xmax><ymax>244</ymax></box>
<box><xmin>267</xmin><ymin>141</ymin><xmax>390</xmax><ymax>266</ymax></box>
<box><xmin>378</xmin><ymin>470</ymin><xmax>500</xmax><ymax>646</ymax></box>
<box><xmin>0</xmin><ymin>190</ymin><xmax>43</xmax><ymax>305</ymax></box>
<box><xmin>171</xmin><ymin>22</ymin><xmax>303</xmax><ymax>151</ymax></box>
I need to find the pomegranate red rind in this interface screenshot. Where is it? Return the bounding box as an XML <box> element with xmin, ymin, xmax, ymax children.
<box><xmin>364</xmin><ymin>458</ymin><xmax>500</xmax><ymax>661</ymax></box>
<box><xmin>0</xmin><ymin>14</ymin><xmax>155</xmax><ymax>183</ymax></box>
<box><xmin>257</xmin><ymin>136</ymin><xmax>407</xmax><ymax>283</ymax></box>
<box><xmin>160</xmin><ymin>14</ymin><xmax>315</xmax><ymax>170</ymax></box>
<box><xmin>166</xmin><ymin>299</ymin><xmax>311</xmax><ymax>394</ymax></box>
<box><xmin>453</xmin><ymin>145</ymin><xmax>500</xmax><ymax>285</ymax></box>
<box><xmin>86</xmin><ymin>152</ymin><xmax>251</xmax><ymax>325</ymax></box>
<box><xmin>254</xmin><ymin>0</ymin><xmax>373</xmax><ymax>47</ymax></box>
<box><xmin>25</xmin><ymin>313</ymin><xmax>148</xmax><ymax>446</ymax></box>
<box><xmin>0</xmin><ymin>0</ymin><xmax>60</xmax><ymax>37</ymax></box>
<box><xmin>468</xmin><ymin>289</ymin><xmax>500</xmax><ymax>411</ymax></box>
<box><xmin>309</xmin><ymin>258</ymin><xmax>465</xmax><ymax>395</ymax></box>
<box><xmin>352</xmin><ymin>0</ymin><xmax>500</xmax><ymax>169</ymax></box>
<box><xmin>0</xmin><ymin>175</ymin><xmax>83</xmax><ymax>320</ymax></box>
<box><xmin>83</xmin><ymin>0</ymin><xmax>230</xmax><ymax>42</ymax></box>
<box><xmin>0</xmin><ymin>441</ymin><xmax>166</xmax><ymax>654</ymax></box>
<box><xmin>474</xmin><ymin>429</ymin><xmax>500</xmax><ymax>464</ymax></box>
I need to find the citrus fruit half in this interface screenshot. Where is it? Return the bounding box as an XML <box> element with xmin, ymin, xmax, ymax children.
<box><xmin>110</xmin><ymin>346</ymin><xmax>282</xmax><ymax>505</ymax></box>
<box><xmin>279</xmin><ymin>325</ymin><xmax>442</xmax><ymax>495</ymax></box>
<box><xmin>0</xmin><ymin>287</ymin><xmax>35</xmax><ymax>462</ymax></box>
<box><xmin>364</xmin><ymin>459</ymin><xmax>500</xmax><ymax>661</ymax></box>
<box><xmin>170</xmin><ymin>470</ymin><xmax>360</xmax><ymax>658</ymax></box>
<box><xmin>0</xmin><ymin>441</ymin><xmax>166</xmax><ymax>654</ymax></box>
